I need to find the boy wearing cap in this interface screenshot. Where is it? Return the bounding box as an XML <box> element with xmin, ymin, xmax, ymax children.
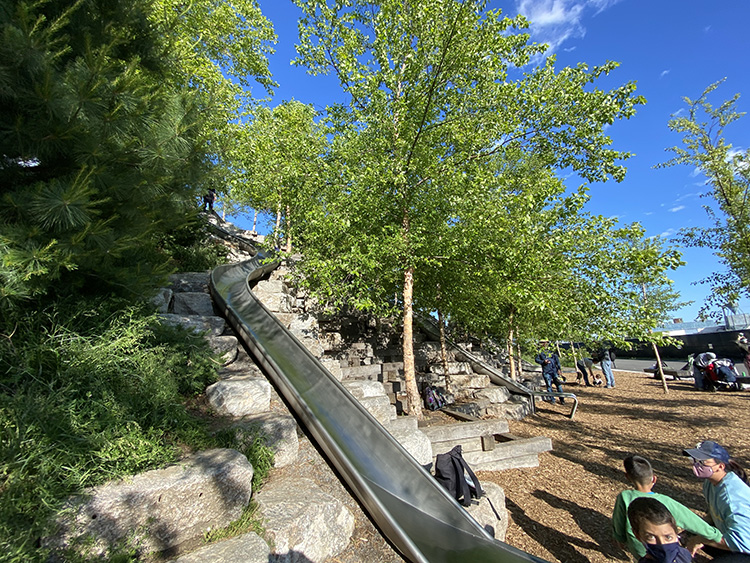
<box><xmin>612</xmin><ymin>454</ymin><xmax>723</xmax><ymax>559</ymax></box>
<box><xmin>683</xmin><ymin>441</ymin><xmax>750</xmax><ymax>558</ymax></box>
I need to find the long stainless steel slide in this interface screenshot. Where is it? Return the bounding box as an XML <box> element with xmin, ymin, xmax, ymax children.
<box><xmin>210</xmin><ymin>255</ymin><xmax>549</xmax><ymax>563</ymax></box>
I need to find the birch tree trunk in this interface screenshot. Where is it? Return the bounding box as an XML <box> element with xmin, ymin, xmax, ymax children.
<box><xmin>275</xmin><ymin>203</ymin><xmax>282</xmax><ymax>248</ymax></box>
<box><xmin>654</xmin><ymin>342</ymin><xmax>669</xmax><ymax>393</ymax></box>
<box><xmin>438</xmin><ymin>308</ymin><xmax>450</xmax><ymax>387</ymax></box>
<box><xmin>285</xmin><ymin>204</ymin><xmax>292</xmax><ymax>252</ymax></box>
<box><xmin>570</xmin><ymin>339</ymin><xmax>579</xmax><ymax>382</ymax></box>
<box><xmin>507</xmin><ymin>324</ymin><xmax>516</xmax><ymax>380</ymax></box>
<box><xmin>403</xmin><ymin>265</ymin><xmax>422</xmax><ymax>418</ymax></box>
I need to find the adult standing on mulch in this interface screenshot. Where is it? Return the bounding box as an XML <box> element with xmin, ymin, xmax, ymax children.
<box><xmin>599</xmin><ymin>348</ymin><xmax>616</xmax><ymax>388</ymax></box>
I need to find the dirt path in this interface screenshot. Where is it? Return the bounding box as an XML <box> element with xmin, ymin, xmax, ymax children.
<box><xmin>482</xmin><ymin>369</ymin><xmax>750</xmax><ymax>563</ymax></box>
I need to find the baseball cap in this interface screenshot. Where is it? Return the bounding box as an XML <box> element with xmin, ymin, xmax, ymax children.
<box><xmin>683</xmin><ymin>441</ymin><xmax>731</xmax><ymax>464</ymax></box>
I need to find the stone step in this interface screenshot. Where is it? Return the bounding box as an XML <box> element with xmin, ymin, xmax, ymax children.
<box><xmin>357</xmin><ymin>395</ymin><xmax>397</xmax><ymax>424</ymax></box>
<box><xmin>466</xmin><ymin>435</ymin><xmax>553</xmax><ymax>472</ymax></box>
<box><xmin>172</xmin><ymin>291</ymin><xmax>215</xmax><ymax>316</ymax></box>
<box><xmin>419</xmin><ymin>419</ymin><xmax>510</xmax><ymax>448</ymax></box>
<box><xmin>343</xmin><ymin>380</ymin><xmax>388</xmax><ymax>400</ymax></box>
<box><xmin>340</xmin><ymin>363</ymin><xmax>383</xmax><ymax>380</ymax></box>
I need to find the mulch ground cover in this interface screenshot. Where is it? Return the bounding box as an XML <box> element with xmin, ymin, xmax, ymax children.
<box><xmin>481</xmin><ymin>369</ymin><xmax>750</xmax><ymax>563</ymax></box>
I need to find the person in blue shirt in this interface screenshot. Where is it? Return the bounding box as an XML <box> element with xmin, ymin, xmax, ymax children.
<box><xmin>683</xmin><ymin>441</ymin><xmax>750</xmax><ymax>560</ymax></box>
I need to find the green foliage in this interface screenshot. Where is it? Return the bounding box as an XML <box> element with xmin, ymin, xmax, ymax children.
<box><xmin>0</xmin><ymin>0</ymin><xmax>274</xmax><ymax>308</ymax></box>
<box><xmin>0</xmin><ymin>298</ymin><xmax>220</xmax><ymax>561</ymax></box>
<box><xmin>157</xmin><ymin>214</ymin><xmax>229</xmax><ymax>272</ymax></box>
<box><xmin>286</xmin><ymin>0</ymin><xmax>657</xmax><ymax>387</ymax></box>
<box><xmin>659</xmin><ymin>79</ymin><xmax>750</xmax><ymax>317</ymax></box>
<box><xmin>0</xmin><ymin>0</ymin><xmax>207</xmax><ymax>305</ymax></box>
<box><xmin>230</xmin><ymin>100</ymin><xmax>329</xmax><ymax>248</ymax></box>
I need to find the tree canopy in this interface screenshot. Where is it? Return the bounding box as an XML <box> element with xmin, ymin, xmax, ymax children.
<box><xmin>0</xmin><ymin>0</ymin><xmax>275</xmax><ymax>308</ymax></box>
<box><xmin>283</xmin><ymin>0</ymin><xmax>656</xmax><ymax>417</ymax></box>
<box><xmin>660</xmin><ymin>79</ymin><xmax>750</xmax><ymax>317</ymax></box>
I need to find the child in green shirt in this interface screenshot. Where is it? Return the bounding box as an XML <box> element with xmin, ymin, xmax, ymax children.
<box><xmin>612</xmin><ymin>454</ymin><xmax>723</xmax><ymax>559</ymax></box>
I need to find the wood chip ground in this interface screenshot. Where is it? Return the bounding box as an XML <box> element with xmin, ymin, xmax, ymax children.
<box><xmin>482</xmin><ymin>368</ymin><xmax>750</xmax><ymax>562</ymax></box>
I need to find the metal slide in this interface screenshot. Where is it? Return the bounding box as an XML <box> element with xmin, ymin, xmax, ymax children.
<box><xmin>210</xmin><ymin>255</ymin><xmax>549</xmax><ymax>563</ymax></box>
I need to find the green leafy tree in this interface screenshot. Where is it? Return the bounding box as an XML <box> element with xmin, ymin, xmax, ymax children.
<box><xmin>148</xmin><ymin>0</ymin><xmax>277</xmax><ymax>194</ymax></box>
<box><xmin>0</xmin><ymin>0</ymin><xmax>274</xmax><ymax>310</ymax></box>
<box><xmin>660</xmin><ymin>79</ymin><xmax>750</xmax><ymax>317</ymax></box>
<box><xmin>231</xmin><ymin>100</ymin><xmax>329</xmax><ymax>250</ymax></box>
<box><xmin>291</xmin><ymin>0</ymin><xmax>645</xmax><ymax>417</ymax></box>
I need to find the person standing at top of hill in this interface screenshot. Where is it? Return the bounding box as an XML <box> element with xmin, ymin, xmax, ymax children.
<box><xmin>535</xmin><ymin>341</ymin><xmax>565</xmax><ymax>405</ymax></box>
<box><xmin>576</xmin><ymin>356</ymin><xmax>595</xmax><ymax>386</ymax></box>
<box><xmin>202</xmin><ymin>188</ymin><xmax>217</xmax><ymax>212</ymax></box>
<box><xmin>737</xmin><ymin>333</ymin><xmax>750</xmax><ymax>377</ymax></box>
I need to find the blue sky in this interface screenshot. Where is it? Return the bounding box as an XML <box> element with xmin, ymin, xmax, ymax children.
<box><xmin>243</xmin><ymin>0</ymin><xmax>750</xmax><ymax>322</ymax></box>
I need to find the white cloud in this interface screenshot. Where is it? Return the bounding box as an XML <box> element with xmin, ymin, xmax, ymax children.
<box><xmin>644</xmin><ymin>211</ymin><xmax>653</xmax><ymax>216</ymax></box>
<box><xmin>660</xmin><ymin>69</ymin><xmax>670</xmax><ymax>78</ymax></box>
<box><xmin>514</xmin><ymin>0</ymin><xmax>625</xmax><ymax>54</ymax></box>
<box><xmin>675</xmin><ymin>191</ymin><xmax>701</xmax><ymax>202</ymax></box>
<box><xmin>660</xmin><ymin>228</ymin><xmax>676</xmax><ymax>238</ymax></box>
<box><xmin>669</xmin><ymin>205</ymin><xmax>686</xmax><ymax>212</ymax></box>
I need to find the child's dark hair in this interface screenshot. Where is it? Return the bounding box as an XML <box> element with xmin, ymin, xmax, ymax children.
<box><xmin>623</xmin><ymin>455</ymin><xmax>653</xmax><ymax>486</ymax></box>
<box><xmin>727</xmin><ymin>459</ymin><xmax>749</xmax><ymax>485</ymax></box>
<box><xmin>628</xmin><ymin>497</ymin><xmax>676</xmax><ymax>538</ymax></box>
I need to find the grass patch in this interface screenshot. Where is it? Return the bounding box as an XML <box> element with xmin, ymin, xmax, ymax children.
<box><xmin>0</xmin><ymin>296</ymin><xmax>267</xmax><ymax>562</ymax></box>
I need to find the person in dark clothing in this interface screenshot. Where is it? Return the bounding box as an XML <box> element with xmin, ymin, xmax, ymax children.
<box><xmin>203</xmin><ymin>188</ymin><xmax>217</xmax><ymax>211</ymax></box>
<box><xmin>535</xmin><ymin>343</ymin><xmax>565</xmax><ymax>404</ymax></box>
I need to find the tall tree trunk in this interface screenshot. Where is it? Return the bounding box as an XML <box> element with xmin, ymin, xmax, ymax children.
<box><xmin>570</xmin><ymin>339</ymin><xmax>579</xmax><ymax>382</ymax></box>
<box><xmin>654</xmin><ymin>342</ymin><xmax>669</xmax><ymax>393</ymax></box>
<box><xmin>516</xmin><ymin>335</ymin><xmax>523</xmax><ymax>381</ymax></box>
<box><xmin>507</xmin><ymin>324</ymin><xmax>516</xmax><ymax>380</ymax></box>
<box><xmin>438</xmin><ymin>308</ymin><xmax>450</xmax><ymax>387</ymax></box>
<box><xmin>403</xmin><ymin>265</ymin><xmax>422</xmax><ymax>418</ymax></box>
<box><xmin>275</xmin><ymin>203</ymin><xmax>282</xmax><ymax>249</ymax></box>
<box><xmin>252</xmin><ymin>210</ymin><xmax>258</xmax><ymax>232</ymax></box>
<box><xmin>285</xmin><ymin>204</ymin><xmax>292</xmax><ymax>252</ymax></box>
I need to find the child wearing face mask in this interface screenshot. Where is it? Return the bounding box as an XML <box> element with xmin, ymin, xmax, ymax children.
<box><xmin>628</xmin><ymin>497</ymin><xmax>692</xmax><ymax>562</ymax></box>
<box><xmin>683</xmin><ymin>441</ymin><xmax>750</xmax><ymax>559</ymax></box>
<box><xmin>612</xmin><ymin>455</ymin><xmax>722</xmax><ymax>559</ymax></box>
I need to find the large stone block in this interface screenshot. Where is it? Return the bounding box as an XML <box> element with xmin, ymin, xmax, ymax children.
<box><xmin>206</xmin><ymin>377</ymin><xmax>271</xmax><ymax>416</ymax></box>
<box><xmin>207</xmin><ymin>335</ymin><xmax>239</xmax><ymax>366</ymax></box>
<box><xmin>474</xmin><ymin>386</ymin><xmax>511</xmax><ymax>404</ymax></box>
<box><xmin>319</xmin><ymin>358</ymin><xmax>343</xmax><ymax>381</ymax></box>
<box><xmin>158</xmin><ymin>314</ymin><xmax>225</xmax><ymax>337</ymax></box>
<box><xmin>232</xmin><ymin>413</ymin><xmax>299</xmax><ymax>468</ymax></box>
<box><xmin>167</xmin><ymin>272</ymin><xmax>210</xmax><ymax>293</ymax></box>
<box><xmin>428</xmin><ymin>362</ymin><xmax>473</xmax><ymax>375</ymax></box>
<box><xmin>256</xmin><ymin>477</ymin><xmax>354</xmax><ymax>562</ymax></box>
<box><xmin>385</xmin><ymin>424</ymin><xmax>433</xmax><ymax>466</ymax></box>
<box><xmin>343</xmin><ymin>380</ymin><xmax>387</xmax><ymax>400</ymax></box>
<box><xmin>46</xmin><ymin>449</ymin><xmax>253</xmax><ymax>559</ymax></box>
<box><xmin>172</xmin><ymin>292</ymin><xmax>216</xmax><ymax>316</ymax></box>
<box><xmin>446</xmin><ymin>373</ymin><xmax>491</xmax><ymax>390</ymax></box>
<box><xmin>356</xmin><ymin>395</ymin><xmax>397</xmax><ymax>424</ymax></box>
<box><xmin>465</xmin><ymin>482</ymin><xmax>509</xmax><ymax>541</ymax></box>
<box><xmin>152</xmin><ymin>288</ymin><xmax>172</xmax><ymax>313</ymax></box>
<box><xmin>169</xmin><ymin>532</ymin><xmax>270</xmax><ymax>563</ymax></box>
